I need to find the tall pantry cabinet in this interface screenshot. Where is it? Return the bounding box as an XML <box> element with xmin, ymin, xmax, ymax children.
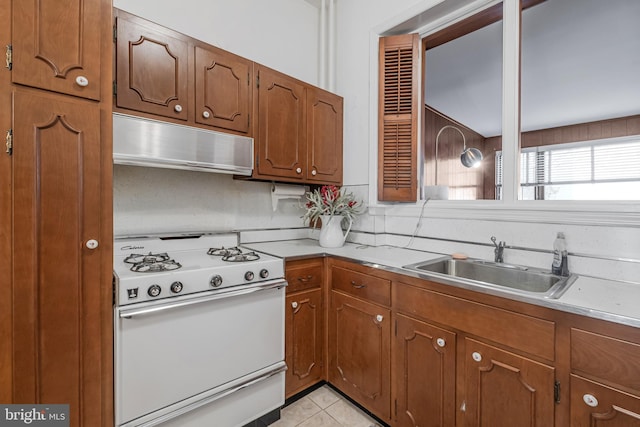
<box><xmin>1</xmin><ymin>1</ymin><xmax>113</xmax><ymax>426</ymax></box>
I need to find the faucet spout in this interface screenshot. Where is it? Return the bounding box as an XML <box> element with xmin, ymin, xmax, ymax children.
<box><xmin>491</xmin><ymin>236</ymin><xmax>506</xmax><ymax>263</ymax></box>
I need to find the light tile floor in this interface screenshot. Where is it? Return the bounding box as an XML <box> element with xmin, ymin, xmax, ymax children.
<box><xmin>270</xmin><ymin>385</ymin><xmax>383</xmax><ymax>427</ymax></box>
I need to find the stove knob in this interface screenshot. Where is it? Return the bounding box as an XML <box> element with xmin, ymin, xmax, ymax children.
<box><xmin>210</xmin><ymin>275</ymin><xmax>223</xmax><ymax>288</ymax></box>
<box><xmin>170</xmin><ymin>281</ymin><xmax>183</xmax><ymax>294</ymax></box>
<box><xmin>260</xmin><ymin>269</ymin><xmax>269</xmax><ymax>279</ymax></box>
<box><xmin>245</xmin><ymin>271</ymin><xmax>255</xmax><ymax>281</ymax></box>
<box><xmin>147</xmin><ymin>284</ymin><xmax>161</xmax><ymax>297</ymax></box>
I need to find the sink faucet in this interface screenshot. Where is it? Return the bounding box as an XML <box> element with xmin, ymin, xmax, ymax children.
<box><xmin>491</xmin><ymin>236</ymin><xmax>506</xmax><ymax>263</ymax></box>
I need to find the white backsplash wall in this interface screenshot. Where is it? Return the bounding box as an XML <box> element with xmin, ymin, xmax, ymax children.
<box><xmin>345</xmin><ymin>205</ymin><xmax>640</xmax><ymax>285</ymax></box>
<box><xmin>113</xmin><ymin>165</ymin><xmax>307</xmax><ymax>236</ymax></box>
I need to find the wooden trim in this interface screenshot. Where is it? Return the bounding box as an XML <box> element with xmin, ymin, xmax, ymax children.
<box><xmin>378</xmin><ymin>34</ymin><xmax>420</xmax><ymax>202</ymax></box>
<box><xmin>422</xmin><ymin>0</ymin><xmax>545</xmax><ymax>50</ymax></box>
<box><xmin>0</xmin><ymin>0</ymin><xmax>12</xmax><ymax>404</ymax></box>
<box><xmin>101</xmin><ymin>1</ymin><xmax>114</xmax><ymax>425</ymax></box>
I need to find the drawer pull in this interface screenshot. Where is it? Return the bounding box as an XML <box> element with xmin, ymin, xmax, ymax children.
<box><xmin>583</xmin><ymin>394</ymin><xmax>599</xmax><ymax>407</ymax></box>
<box><xmin>297</xmin><ymin>275</ymin><xmax>313</xmax><ymax>282</ymax></box>
<box><xmin>351</xmin><ymin>281</ymin><xmax>367</xmax><ymax>289</ymax></box>
<box><xmin>436</xmin><ymin>338</ymin><xmax>446</xmax><ymax>348</ymax></box>
<box><xmin>291</xmin><ymin>301</ymin><xmax>298</xmax><ymax>309</ymax></box>
<box><xmin>472</xmin><ymin>352</ymin><xmax>482</xmax><ymax>362</ymax></box>
<box><xmin>374</xmin><ymin>314</ymin><xmax>384</xmax><ymax>323</ymax></box>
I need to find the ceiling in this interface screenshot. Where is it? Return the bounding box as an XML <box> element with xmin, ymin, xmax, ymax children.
<box><xmin>425</xmin><ymin>0</ymin><xmax>640</xmax><ymax>137</ymax></box>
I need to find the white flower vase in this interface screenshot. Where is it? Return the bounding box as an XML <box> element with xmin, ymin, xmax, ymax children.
<box><xmin>318</xmin><ymin>215</ymin><xmax>352</xmax><ymax>248</ymax></box>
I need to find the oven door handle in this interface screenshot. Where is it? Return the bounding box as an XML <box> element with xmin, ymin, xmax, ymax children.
<box><xmin>117</xmin><ymin>280</ymin><xmax>287</xmax><ymax>319</ymax></box>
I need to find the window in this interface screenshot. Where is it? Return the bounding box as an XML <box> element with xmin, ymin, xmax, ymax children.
<box><xmin>496</xmin><ymin>137</ymin><xmax>640</xmax><ymax>200</ymax></box>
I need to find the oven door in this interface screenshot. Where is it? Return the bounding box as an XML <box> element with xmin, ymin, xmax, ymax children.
<box><xmin>114</xmin><ymin>280</ymin><xmax>286</xmax><ymax>427</ymax></box>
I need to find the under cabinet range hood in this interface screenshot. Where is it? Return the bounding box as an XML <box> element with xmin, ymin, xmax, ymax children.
<box><xmin>113</xmin><ymin>113</ymin><xmax>254</xmax><ymax>176</ymax></box>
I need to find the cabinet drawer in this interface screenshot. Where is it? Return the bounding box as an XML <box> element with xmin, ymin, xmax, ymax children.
<box><xmin>571</xmin><ymin>328</ymin><xmax>640</xmax><ymax>392</ymax></box>
<box><xmin>394</xmin><ymin>282</ymin><xmax>555</xmax><ymax>360</ymax></box>
<box><xmin>286</xmin><ymin>259</ymin><xmax>323</xmax><ymax>294</ymax></box>
<box><xmin>331</xmin><ymin>266</ymin><xmax>391</xmax><ymax>307</ymax></box>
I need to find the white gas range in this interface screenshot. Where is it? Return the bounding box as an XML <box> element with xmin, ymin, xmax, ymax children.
<box><xmin>113</xmin><ymin>233</ymin><xmax>286</xmax><ymax>427</ymax></box>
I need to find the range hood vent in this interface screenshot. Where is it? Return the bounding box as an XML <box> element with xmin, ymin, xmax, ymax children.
<box><xmin>113</xmin><ymin>113</ymin><xmax>254</xmax><ymax>176</ymax></box>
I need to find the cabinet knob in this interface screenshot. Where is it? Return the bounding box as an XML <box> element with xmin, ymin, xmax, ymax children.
<box><xmin>471</xmin><ymin>351</ymin><xmax>482</xmax><ymax>362</ymax></box>
<box><xmin>174</xmin><ymin>104</ymin><xmax>183</xmax><ymax>113</ymax></box>
<box><xmin>295</xmin><ymin>167</ymin><xmax>302</xmax><ymax>174</ymax></box>
<box><xmin>311</xmin><ymin>169</ymin><xmax>317</xmax><ymax>176</ymax></box>
<box><xmin>375</xmin><ymin>314</ymin><xmax>384</xmax><ymax>323</ymax></box>
<box><xmin>291</xmin><ymin>301</ymin><xmax>298</xmax><ymax>309</ymax></box>
<box><xmin>75</xmin><ymin>76</ymin><xmax>89</xmax><ymax>87</ymax></box>
<box><xmin>85</xmin><ymin>239</ymin><xmax>99</xmax><ymax>249</ymax></box>
<box><xmin>583</xmin><ymin>394</ymin><xmax>599</xmax><ymax>407</ymax></box>
<box><xmin>202</xmin><ymin>111</ymin><xmax>211</xmax><ymax>119</ymax></box>
<box><xmin>436</xmin><ymin>338</ymin><xmax>446</xmax><ymax>348</ymax></box>
<box><xmin>297</xmin><ymin>275</ymin><xmax>313</xmax><ymax>282</ymax></box>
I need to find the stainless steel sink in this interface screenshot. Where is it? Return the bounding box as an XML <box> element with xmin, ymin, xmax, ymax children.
<box><xmin>403</xmin><ymin>257</ymin><xmax>577</xmax><ymax>298</ymax></box>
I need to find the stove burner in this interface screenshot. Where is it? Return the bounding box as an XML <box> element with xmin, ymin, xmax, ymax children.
<box><xmin>124</xmin><ymin>252</ymin><xmax>182</xmax><ymax>273</ymax></box>
<box><xmin>207</xmin><ymin>246</ymin><xmax>261</xmax><ymax>262</ymax></box>
<box><xmin>222</xmin><ymin>251</ymin><xmax>260</xmax><ymax>262</ymax></box>
<box><xmin>207</xmin><ymin>247</ymin><xmax>243</xmax><ymax>257</ymax></box>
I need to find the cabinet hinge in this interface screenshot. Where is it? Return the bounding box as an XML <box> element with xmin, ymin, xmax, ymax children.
<box><xmin>394</xmin><ymin>319</ymin><xmax>398</xmax><ymax>336</ymax></box>
<box><xmin>113</xmin><ymin>23</ymin><xmax>117</xmax><ymax>42</ymax></box>
<box><xmin>5</xmin><ymin>45</ymin><xmax>12</xmax><ymax>70</ymax></box>
<box><xmin>554</xmin><ymin>380</ymin><xmax>561</xmax><ymax>403</ymax></box>
<box><xmin>5</xmin><ymin>129</ymin><xmax>13</xmax><ymax>156</ymax></box>
<box><xmin>394</xmin><ymin>399</ymin><xmax>398</xmax><ymax>417</ymax></box>
<box><xmin>113</xmin><ymin>81</ymin><xmax>117</xmax><ymax>96</ymax></box>
<box><xmin>256</xmin><ymin>75</ymin><xmax>260</xmax><ymax>88</ymax></box>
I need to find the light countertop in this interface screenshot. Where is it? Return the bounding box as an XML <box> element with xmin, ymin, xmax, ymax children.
<box><xmin>245</xmin><ymin>239</ymin><xmax>640</xmax><ymax>328</ymax></box>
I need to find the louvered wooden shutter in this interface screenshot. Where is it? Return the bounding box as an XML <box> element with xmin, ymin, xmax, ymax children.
<box><xmin>378</xmin><ymin>34</ymin><xmax>419</xmax><ymax>202</ymax></box>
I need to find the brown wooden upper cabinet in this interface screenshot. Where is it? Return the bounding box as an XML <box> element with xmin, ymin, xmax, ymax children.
<box><xmin>113</xmin><ymin>9</ymin><xmax>343</xmax><ymax>184</ymax></box>
<box><xmin>254</xmin><ymin>65</ymin><xmax>343</xmax><ymax>185</ymax></box>
<box><xmin>11</xmin><ymin>0</ymin><xmax>102</xmax><ymax>100</ymax></box>
<box><xmin>114</xmin><ymin>9</ymin><xmax>252</xmax><ymax>134</ymax></box>
<box><xmin>115</xmin><ymin>9</ymin><xmax>189</xmax><ymax>121</ymax></box>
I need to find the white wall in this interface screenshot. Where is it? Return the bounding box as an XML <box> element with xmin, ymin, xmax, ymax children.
<box><xmin>113</xmin><ymin>0</ymin><xmax>320</xmax><ymax>85</ymax></box>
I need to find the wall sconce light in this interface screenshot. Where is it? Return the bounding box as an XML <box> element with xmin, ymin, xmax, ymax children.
<box><xmin>434</xmin><ymin>125</ymin><xmax>483</xmax><ymax>185</ymax></box>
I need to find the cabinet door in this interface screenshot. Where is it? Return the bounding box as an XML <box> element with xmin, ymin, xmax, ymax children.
<box><xmin>12</xmin><ymin>0</ymin><xmax>102</xmax><ymax>100</ymax></box>
<box><xmin>571</xmin><ymin>375</ymin><xmax>640</xmax><ymax>426</ymax></box>
<box><xmin>115</xmin><ymin>11</ymin><xmax>189</xmax><ymax>120</ymax></box>
<box><xmin>12</xmin><ymin>91</ymin><xmax>103</xmax><ymax>426</ymax></box>
<box><xmin>464</xmin><ymin>337</ymin><xmax>555</xmax><ymax>427</ymax></box>
<box><xmin>285</xmin><ymin>289</ymin><xmax>324</xmax><ymax>398</ymax></box>
<box><xmin>394</xmin><ymin>314</ymin><xmax>456</xmax><ymax>427</ymax></box>
<box><xmin>255</xmin><ymin>66</ymin><xmax>306</xmax><ymax>180</ymax></box>
<box><xmin>195</xmin><ymin>46</ymin><xmax>251</xmax><ymax>133</ymax></box>
<box><xmin>306</xmin><ymin>87</ymin><xmax>343</xmax><ymax>184</ymax></box>
<box><xmin>329</xmin><ymin>291</ymin><xmax>391</xmax><ymax>421</ymax></box>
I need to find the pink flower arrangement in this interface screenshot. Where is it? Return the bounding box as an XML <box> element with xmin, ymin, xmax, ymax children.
<box><xmin>302</xmin><ymin>185</ymin><xmax>364</xmax><ymax>227</ymax></box>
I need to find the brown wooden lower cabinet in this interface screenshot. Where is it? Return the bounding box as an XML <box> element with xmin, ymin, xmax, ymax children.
<box><xmin>290</xmin><ymin>258</ymin><xmax>640</xmax><ymax>427</ymax></box>
<box><xmin>329</xmin><ymin>290</ymin><xmax>392</xmax><ymax>422</ymax></box>
<box><xmin>570</xmin><ymin>375</ymin><xmax>640</xmax><ymax>426</ymax></box>
<box><xmin>284</xmin><ymin>258</ymin><xmax>325</xmax><ymax>398</ymax></box>
<box><xmin>285</xmin><ymin>289</ymin><xmax>324</xmax><ymax>397</ymax></box>
<box><xmin>393</xmin><ymin>313</ymin><xmax>456</xmax><ymax>427</ymax></box>
<box><xmin>463</xmin><ymin>337</ymin><xmax>555</xmax><ymax>427</ymax></box>
<box><xmin>12</xmin><ymin>89</ymin><xmax>109</xmax><ymax>427</ymax></box>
